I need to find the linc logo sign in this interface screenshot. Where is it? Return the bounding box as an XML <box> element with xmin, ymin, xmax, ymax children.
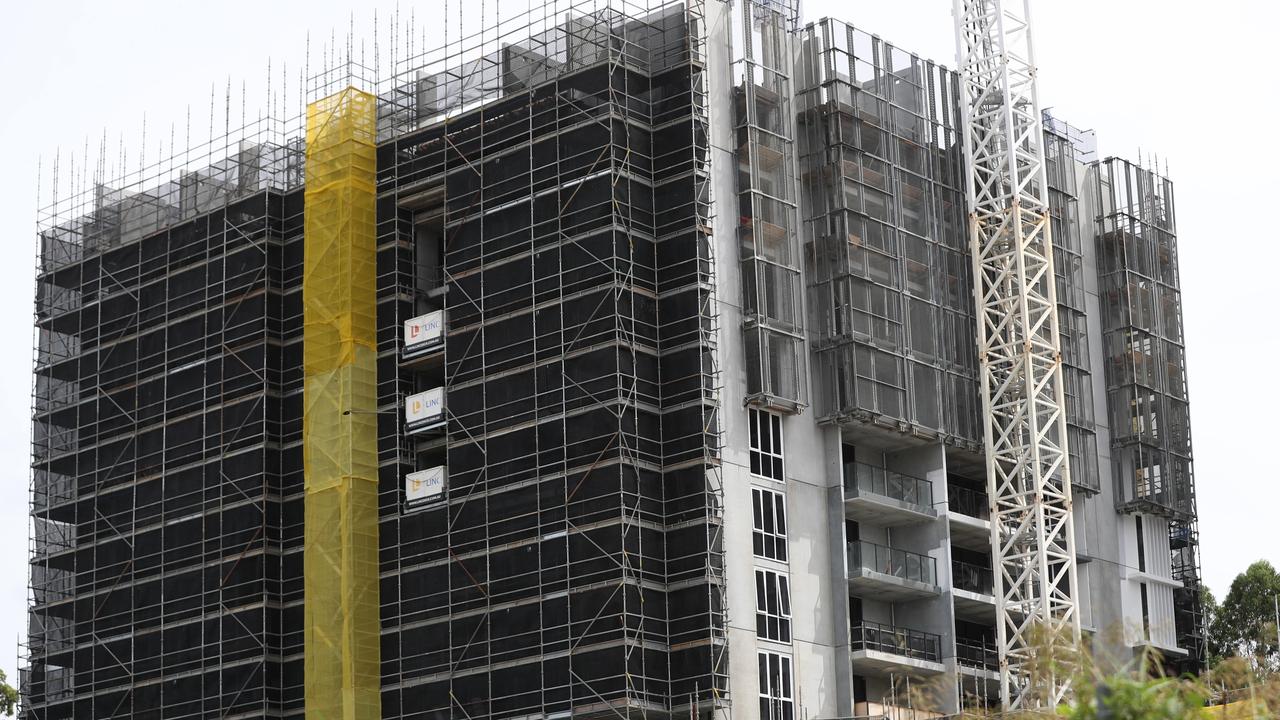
<box><xmin>406</xmin><ymin>466</ymin><xmax>446</xmax><ymax>504</ymax></box>
<box><xmin>404</xmin><ymin>387</ymin><xmax>445</xmax><ymax>426</ymax></box>
<box><xmin>403</xmin><ymin>310</ymin><xmax>444</xmax><ymax>350</ymax></box>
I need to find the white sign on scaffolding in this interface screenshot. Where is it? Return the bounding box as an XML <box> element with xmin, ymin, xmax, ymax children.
<box><xmin>404</xmin><ymin>387</ymin><xmax>445</xmax><ymax>427</ymax></box>
<box><xmin>403</xmin><ymin>310</ymin><xmax>445</xmax><ymax>351</ymax></box>
<box><xmin>405</xmin><ymin>466</ymin><xmax>446</xmax><ymax>504</ymax></box>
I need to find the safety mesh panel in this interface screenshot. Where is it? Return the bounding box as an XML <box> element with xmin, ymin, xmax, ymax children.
<box><xmin>303</xmin><ymin>86</ymin><xmax>381</xmax><ymax>719</ymax></box>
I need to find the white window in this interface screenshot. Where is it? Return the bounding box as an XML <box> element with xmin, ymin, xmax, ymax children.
<box><xmin>758</xmin><ymin>651</ymin><xmax>794</xmax><ymax>720</ymax></box>
<box><xmin>752</xmin><ymin>487</ymin><xmax>788</xmax><ymax>562</ymax></box>
<box><xmin>755</xmin><ymin>569</ymin><xmax>792</xmax><ymax>643</ymax></box>
<box><xmin>749</xmin><ymin>409</ymin><xmax>784</xmax><ymax>481</ymax></box>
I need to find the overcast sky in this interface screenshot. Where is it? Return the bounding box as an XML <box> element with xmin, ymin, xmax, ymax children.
<box><xmin>0</xmin><ymin>0</ymin><xmax>1274</xmax><ymax>689</ymax></box>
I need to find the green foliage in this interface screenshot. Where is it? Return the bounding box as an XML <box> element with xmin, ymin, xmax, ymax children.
<box><xmin>955</xmin><ymin>635</ymin><xmax>1215</xmax><ymax>719</ymax></box>
<box><xmin>0</xmin><ymin>669</ymin><xmax>16</xmax><ymax>717</ymax></box>
<box><xmin>1051</xmin><ymin>644</ymin><xmax>1208</xmax><ymax>720</ymax></box>
<box><xmin>951</xmin><ymin>607</ymin><xmax>1280</xmax><ymax>720</ymax></box>
<box><xmin>1203</xmin><ymin>587</ymin><xmax>1228</xmax><ymax>666</ymax></box>
<box><xmin>1060</xmin><ymin>674</ymin><xmax>1207</xmax><ymax>719</ymax></box>
<box><xmin>1214</xmin><ymin>561</ymin><xmax>1280</xmax><ymax>673</ymax></box>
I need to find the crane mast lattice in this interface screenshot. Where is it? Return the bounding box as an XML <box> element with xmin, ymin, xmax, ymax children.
<box><xmin>953</xmin><ymin>0</ymin><xmax>1082</xmax><ymax>709</ymax></box>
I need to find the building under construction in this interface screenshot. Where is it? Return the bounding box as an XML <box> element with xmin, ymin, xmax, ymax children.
<box><xmin>25</xmin><ymin>1</ymin><xmax>1204</xmax><ymax>718</ymax></box>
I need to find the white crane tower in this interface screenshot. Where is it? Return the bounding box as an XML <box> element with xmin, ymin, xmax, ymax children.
<box><xmin>953</xmin><ymin>0</ymin><xmax>1082</xmax><ymax>710</ymax></box>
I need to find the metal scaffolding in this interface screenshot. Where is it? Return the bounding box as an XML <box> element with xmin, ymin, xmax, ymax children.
<box><xmin>374</xmin><ymin>3</ymin><xmax>727</xmax><ymax>715</ymax></box>
<box><xmin>24</xmin><ymin>1</ymin><xmax>1210</xmax><ymax>717</ymax></box>
<box><xmin>374</xmin><ymin>4</ymin><xmax>725</xmax><ymax>716</ymax></box>
<box><xmin>1043</xmin><ymin>114</ymin><xmax>1100</xmax><ymax>497</ymax></box>
<box><xmin>26</xmin><ymin>2</ymin><xmax>726</xmax><ymax>718</ymax></box>
<box><xmin>731</xmin><ymin>0</ymin><xmax>806</xmax><ymax>414</ymax></box>
<box><xmin>1094</xmin><ymin>156</ymin><xmax>1204</xmax><ymax>671</ymax></box>
<box><xmin>28</xmin><ymin>113</ymin><xmax>305</xmax><ymax>718</ymax></box>
<box><xmin>797</xmin><ymin>18</ymin><xmax>982</xmax><ymax>452</ymax></box>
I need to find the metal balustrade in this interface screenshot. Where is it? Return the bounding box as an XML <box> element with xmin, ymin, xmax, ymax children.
<box><xmin>845</xmin><ymin>462</ymin><xmax>933</xmax><ymax>509</ymax></box>
<box><xmin>956</xmin><ymin>637</ymin><xmax>999</xmax><ymax>671</ymax></box>
<box><xmin>848</xmin><ymin>540</ymin><xmax>937</xmax><ymax>586</ymax></box>
<box><xmin>948</xmin><ymin>485</ymin><xmax>990</xmax><ymax>520</ymax></box>
<box><xmin>952</xmin><ymin>559</ymin><xmax>994</xmax><ymax>595</ymax></box>
<box><xmin>850</xmin><ymin>620</ymin><xmax>941</xmax><ymax>663</ymax></box>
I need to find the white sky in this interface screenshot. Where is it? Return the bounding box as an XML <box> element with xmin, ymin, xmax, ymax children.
<box><xmin>0</xmin><ymin>0</ymin><xmax>1274</xmax><ymax>688</ymax></box>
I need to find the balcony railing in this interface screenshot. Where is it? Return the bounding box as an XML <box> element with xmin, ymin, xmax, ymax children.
<box><xmin>952</xmin><ymin>559</ymin><xmax>994</xmax><ymax>595</ymax></box>
<box><xmin>851</xmin><ymin>621</ymin><xmax>941</xmax><ymax>663</ymax></box>
<box><xmin>948</xmin><ymin>485</ymin><xmax>990</xmax><ymax>520</ymax></box>
<box><xmin>955</xmin><ymin>637</ymin><xmax>999</xmax><ymax>671</ymax></box>
<box><xmin>845</xmin><ymin>462</ymin><xmax>933</xmax><ymax>508</ymax></box>
<box><xmin>848</xmin><ymin>540</ymin><xmax>937</xmax><ymax>586</ymax></box>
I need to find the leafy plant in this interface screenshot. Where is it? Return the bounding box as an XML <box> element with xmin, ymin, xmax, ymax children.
<box><xmin>0</xmin><ymin>669</ymin><xmax>16</xmax><ymax>717</ymax></box>
<box><xmin>1213</xmin><ymin>561</ymin><xmax>1280</xmax><ymax>674</ymax></box>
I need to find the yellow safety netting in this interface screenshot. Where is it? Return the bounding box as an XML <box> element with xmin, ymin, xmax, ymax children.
<box><xmin>303</xmin><ymin>87</ymin><xmax>380</xmax><ymax>720</ymax></box>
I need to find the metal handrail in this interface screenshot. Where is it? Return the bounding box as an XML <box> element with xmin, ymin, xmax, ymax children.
<box><xmin>952</xmin><ymin>559</ymin><xmax>994</xmax><ymax>595</ymax></box>
<box><xmin>850</xmin><ymin>620</ymin><xmax>941</xmax><ymax>663</ymax></box>
<box><xmin>845</xmin><ymin>462</ymin><xmax>933</xmax><ymax>508</ymax></box>
<box><xmin>948</xmin><ymin>485</ymin><xmax>990</xmax><ymax>520</ymax></box>
<box><xmin>848</xmin><ymin>540</ymin><xmax>937</xmax><ymax>586</ymax></box>
<box><xmin>955</xmin><ymin>637</ymin><xmax>999</xmax><ymax>671</ymax></box>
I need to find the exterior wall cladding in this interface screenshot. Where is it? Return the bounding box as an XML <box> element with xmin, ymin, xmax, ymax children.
<box><xmin>24</xmin><ymin>2</ymin><xmax>1204</xmax><ymax>719</ymax></box>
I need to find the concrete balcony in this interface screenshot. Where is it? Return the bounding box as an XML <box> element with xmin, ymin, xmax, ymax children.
<box><xmin>946</xmin><ymin>485</ymin><xmax>992</xmax><ymax>551</ymax></box>
<box><xmin>951</xmin><ymin>559</ymin><xmax>996</xmax><ymax>622</ymax></box>
<box><xmin>843</xmin><ymin>462</ymin><xmax>937</xmax><ymax>527</ymax></box>
<box><xmin>850</xmin><ymin>621</ymin><xmax>946</xmax><ymax>676</ymax></box>
<box><xmin>955</xmin><ymin>637</ymin><xmax>999</xmax><ymax>681</ymax></box>
<box><xmin>847</xmin><ymin>540</ymin><xmax>940</xmax><ymax>601</ymax></box>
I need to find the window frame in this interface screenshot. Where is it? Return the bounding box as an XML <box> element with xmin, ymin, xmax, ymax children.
<box><xmin>752</xmin><ymin>486</ymin><xmax>789</xmax><ymax>562</ymax></box>
<box><xmin>758</xmin><ymin>650</ymin><xmax>795</xmax><ymax>720</ymax></box>
<box><xmin>749</xmin><ymin>408</ymin><xmax>785</xmax><ymax>482</ymax></box>
<box><xmin>755</xmin><ymin>568</ymin><xmax>793</xmax><ymax>644</ymax></box>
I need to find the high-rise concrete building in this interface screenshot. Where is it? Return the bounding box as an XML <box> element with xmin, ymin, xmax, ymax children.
<box><xmin>25</xmin><ymin>1</ymin><xmax>1203</xmax><ymax>718</ymax></box>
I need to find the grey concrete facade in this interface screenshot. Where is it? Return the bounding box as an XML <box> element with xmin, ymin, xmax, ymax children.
<box><xmin>708</xmin><ymin>4</ymin><xmax>1204</xmax><ymax>718</ymax></box>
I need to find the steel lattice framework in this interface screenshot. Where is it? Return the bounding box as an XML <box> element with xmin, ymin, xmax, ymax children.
<box><xmin>953</xmin><ymin>0</ymin><xmax>1081</xmax><ymax>709</ymax></box>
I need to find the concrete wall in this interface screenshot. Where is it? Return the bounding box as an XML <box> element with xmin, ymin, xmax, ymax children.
<box><xmin>705</xmin><ymin>3</ymin><xmax>842</xmax><ymax>718</ymax></box>
<box><xmin>703</xmin><ymin>5</ymin><xmax>755</xmax><ymax>718</ymax></box>
<box><xmin>1076</xmin><ymin>160</ymin><xmax>1126</xmax><ymax>667</ymax></box>
<box><xmin>784</xmin><ymin>417</ymin><xmax>843</xmax><ymax>719</ymax></box>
